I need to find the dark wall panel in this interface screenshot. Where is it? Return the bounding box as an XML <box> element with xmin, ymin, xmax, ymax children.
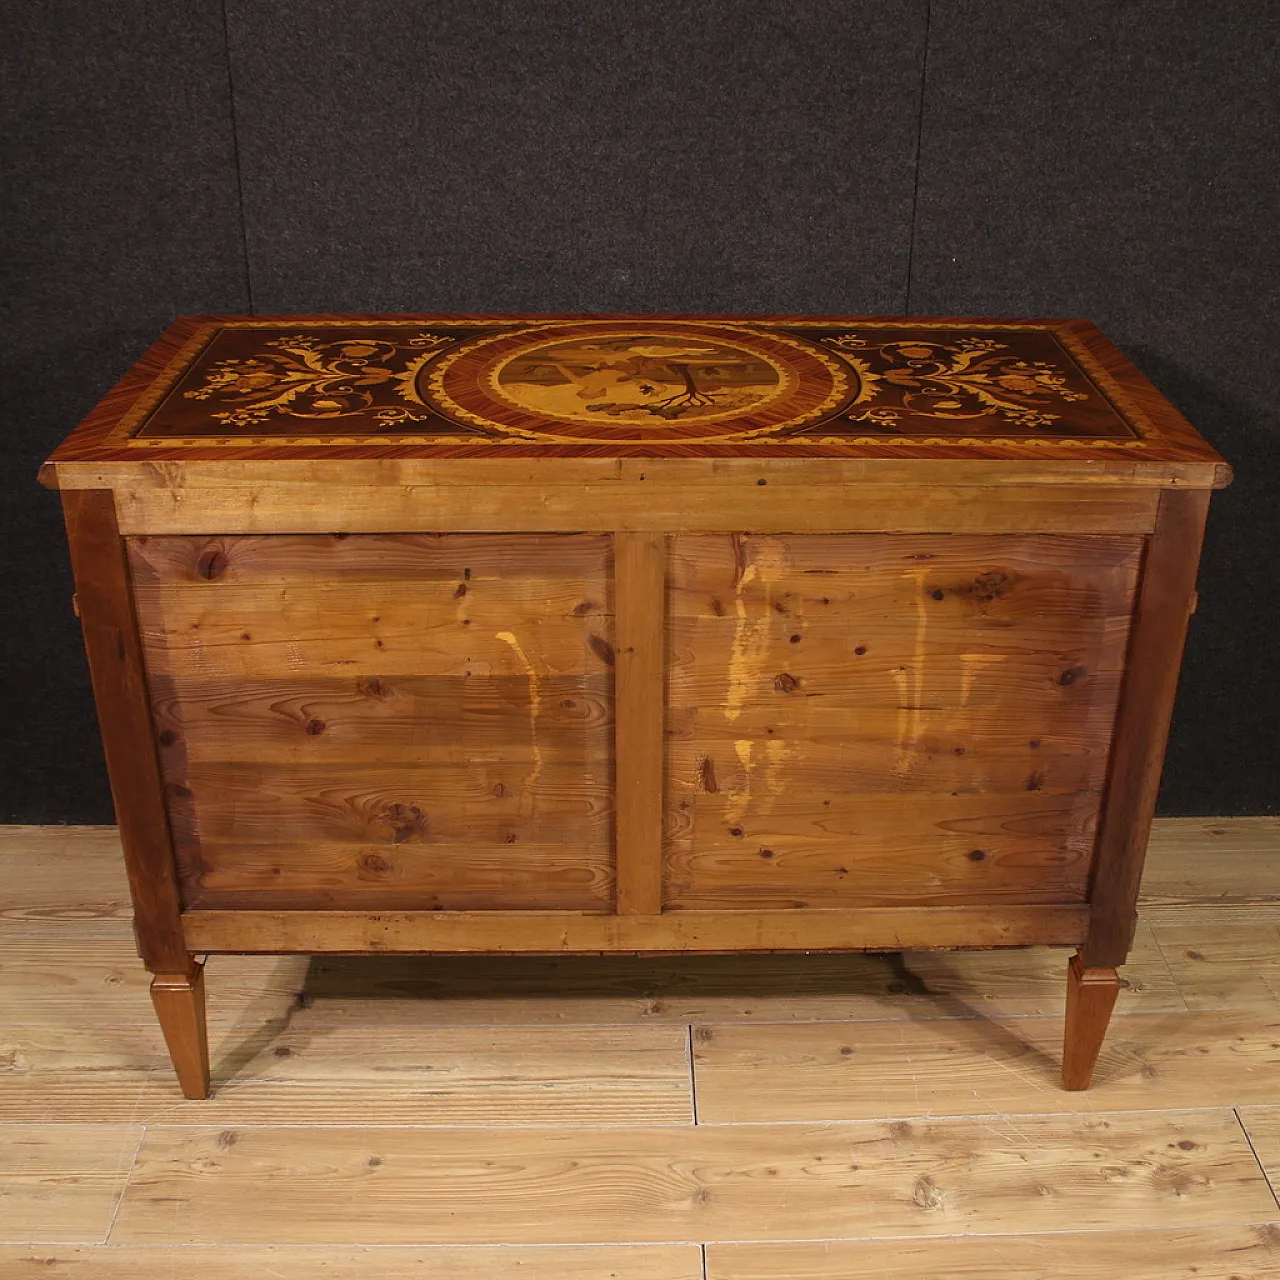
<box><xmin>0</xmin><ymin>3</ymin><xmax>250</xmax><ymax>822</ymax></box>
<box><xmin>909</xmin><ymin>0</ymin><xmax>1279</xmax><ymax>815</ymax></box>
<box><xmin>226</xmin><ymin>0</ymin><xmax>927</xmax><ymax>314</ymax></box>
<box><xmin>4</xmin><ymin>0</ymin><xmax>1275</xmax><ymax>822</ymax></box>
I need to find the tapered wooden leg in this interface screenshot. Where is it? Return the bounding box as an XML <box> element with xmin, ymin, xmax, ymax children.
<box><xmin>150</xmin><ymin>960</ymin><xmax>210</xmax><ymax>1099</ymax></box>
<box><xmin>1062</xmin><ymin>953</ymin><xmax>1121</xmax><ymax>1091</ymax></box>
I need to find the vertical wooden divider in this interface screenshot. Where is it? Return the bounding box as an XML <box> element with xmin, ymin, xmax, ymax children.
<box><xmin>613</xmin><ymin>531</ymin><xmax>668</xmax><ymax>916</ymax></box>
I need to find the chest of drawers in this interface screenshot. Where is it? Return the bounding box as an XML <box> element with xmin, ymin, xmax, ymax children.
<box><xmin>42</xmin><ymin>313</ymin><xmax>1229</xmax><ymax>1097</ymax></box>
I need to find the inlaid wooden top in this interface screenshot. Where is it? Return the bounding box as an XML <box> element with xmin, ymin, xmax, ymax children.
<box><xmin>42</xmin><ymin>314</ymin><xmax>1230</xmax><ymax>488</ymax></box>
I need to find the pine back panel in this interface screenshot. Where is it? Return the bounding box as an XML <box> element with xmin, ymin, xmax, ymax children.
<box><xmin>127</xmin><ymin>533</ymin><xmax>615</xmax><ymax>911</ymax></box>
<box><xmin>664</xmin><ymin>533</ymin><xmax>1143</xmax><ymax>910</ymax></box>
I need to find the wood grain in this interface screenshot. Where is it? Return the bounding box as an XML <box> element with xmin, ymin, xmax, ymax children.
<box><xmin>1154</xmin><ymin>925</ymin><xmax>1280</xmax><ymax>1011</ymax></box>
<box><xmin>112</xmin><ymin>483</ymin><xmax>1161</xmax><ymax>536</ymax></box>
<box><xmin>149</xmin><ymin>674</ymin><xmax>611</xmax><ymax>765</ymax></box>
<box><xmin>0</xmin><ymin>1024</ymin><xmax>693</xmax><ymax>1126</ymax></box>
<box><xmin>51</xmin><ymin>455</ymin><xmax>1224</xmax><ymax>491</ymax></box>
<box><xmin>166</xmin><ymin>761</ymin><xmax>612</xmax><ymax>844</ymax></box>
<box><xmin>665</xmin><ymin>531</ymin><xmax>1138</xmax><ymax>914</ymax></box>
<box><xmin>182</xmin><ymin>840</ymin><xmax>614</xmax><ymax>912</ymax></box>
<box><xmin>614</xmin><ymin>532</ymin><xmax>666</xmax><ymax>915</ymax></box>
<box><xmin>0</xmin><ymin>1125</ymin><xmax>141</xmax><ymax>1244</ymax></box>
<box><xmin>180</xmin><ymin>904</ymin><xmax>1089</xmax><ymax>954</ymax></box>
<box><xmin>1139</xmin><ymin>817</ymin><xmax>1280</xmax><ymax>925</ymax></box>
<box><xmin>668</xmin><ymin>530</ymin><xmax>1144</xmax><ymax>617</ymax></box>
<box><xmin>0</xmin><ymin>1245</ymin><xmax>704</xmax><ymax>1278</ymax></box>
<box><xmin>127</xmin><ymin>530</ymin><xmax>613</xmax><ymax>585</ymax></box>
<box><xmin>0</xmin><ymin>827</ymin><xmax>130</xmax><ymax>930</ymax></box>
<box><xmin>691</xmin><ymin>1006</ymin><xmax>1280</xmax><ymax>1123</ymax></box>
<box><xmin>1238</xmin><ymin>1107</ymin><xmax>1280</xmax><ymax>1205</ymax></box>
<box><xmin>109</xmin><ymin>1111</ymin><xmax>1274</xmax><ymax>1244</ymax></box>
<box><xmin>705</xmin><ymin>1228</ymin><xmax>1280</xmax><ymax>1280</ymax></box>
<box><xmin>131</xmin><ymin>532</ymin><xmax>616</xmax><ymax>913</ymax></box>
<box><xmin>0</xmin><ymin>939</ymin><xmax>299</xmax><ymax>1026</ymax></box>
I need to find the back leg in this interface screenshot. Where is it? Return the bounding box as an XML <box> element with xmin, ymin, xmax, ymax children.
<box><xmin>150</xmin><ymin>959</ymin><xmax>210</xmax><ymax>1099</ymax></box>
<box><xmin>1062</xmin><ymin>952</ymin><xmax>1121</xmax><ymax>1090</ymax></box>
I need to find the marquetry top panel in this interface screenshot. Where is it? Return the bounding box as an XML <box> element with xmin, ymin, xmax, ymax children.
<box><xmin>42</xmin><ymin>314</ymin><xmax>1229</xmax><ymax>485</ymax></box>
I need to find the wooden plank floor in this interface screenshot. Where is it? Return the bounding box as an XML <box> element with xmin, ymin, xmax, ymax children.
<box><xmin>1</xmin><ymin>818</ymin><xmax>1278</xmax><ymax>1278</ymax></box>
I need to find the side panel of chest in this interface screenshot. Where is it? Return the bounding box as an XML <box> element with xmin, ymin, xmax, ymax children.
<box><xmin>127</xmin><ymin>533</ymin><xmax>616</xmax><ymax>912</ymax></box>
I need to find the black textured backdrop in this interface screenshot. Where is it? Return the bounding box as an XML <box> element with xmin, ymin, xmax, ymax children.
<box><xmin>3</xmin><ymin>0</ymin><xmax>1276</xmax><ymax>822</ymax></box>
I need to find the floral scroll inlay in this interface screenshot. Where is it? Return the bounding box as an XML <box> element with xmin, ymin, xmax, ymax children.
<box><xmin>182</xmin><ymin>333</ymin><xmax>453</xmax><ymax>428</ymax></box>
<box><xmin>822</xmin><ymin>335</ymin><xmax>1090</xmax><ymax>431</ymax></box>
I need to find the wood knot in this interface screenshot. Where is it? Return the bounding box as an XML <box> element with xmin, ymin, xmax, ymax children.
<box><xmin>774</xmin><ymin>672</ymin><xmax>799</xmax><ymax>694</ymax></box>
<box><xmin>359</xmin><ymin>852</ymin><xmax>394</xmax><ymax>875</ymax></box>
<box><xmin>379</xmin><ymin>804</ymin><xmax>427</xmax><ymax>844</ymax></box>
<box><xmin>1057</xmin><ymin>666</ymin><xmax>1085</xmax><ymax>686</ymax></box>
<box><xmin>304</xmin><ymin>718</ymin><xmax>326</xmax><ymax>736</ymax></box>
<box><xmin>357</xmin><ymin>677</ymin><xmax>392</xmax><ymax>700</ymax></box>
<box><xmin>971</xmin><ymin>570</ymin><xmax>1012</xmax><ymax>602</ymax></box>
<box><xmin>697</xmin><ymin>755</ymin><xmax>719</xmax><ymax>794</ymax></box>
<box><xmin>588</xmin><ymin>634</ymin><xmax>615</xmax><ymax>666</ymax></box>
<box><xmin>195</xmin><ymin>547</ymin><xmax>228</xmax><ymax>580</ymax></box>
<box><xmin>911</xmin><ymin>1175</ymin><xmax>944</xmax><ymax>1211</ymax></box>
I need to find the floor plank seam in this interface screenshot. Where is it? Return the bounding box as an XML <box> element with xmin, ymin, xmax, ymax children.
<box><xmin>101</xmin><ymin>1124</ymin><xmax>146</xmax><ymax>1246</ymax></box>
<box><xmin>1236</xmin><ymin>1106</ymin><xmax>1280</xmax><ymax>1213</ymax></box>
<box><xmin>687</xmin><ymin>1024</ymin><xmax>700</xmax><ymax>1126</ymax></box>
<box><xmin>0</xmin><ymin>1103</ymin><xmax>1256</xmax><ymax>1130</ymax></box>
<box><xmin>1147</xmin><ymin>924</ymin><xmax>1194</xmax><ymax>1013</ymax></box>
<box><xmin>33</xmin><ymin>1223</ymin><xmax>1280</xmax><ymax>1249</ymax></box>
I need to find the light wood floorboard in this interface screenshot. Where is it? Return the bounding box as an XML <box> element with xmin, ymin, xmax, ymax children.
<box><xmin>0</xmin><ymin>1125</ymin><xmax>141</xmax><ymax>1244</ymax></box>
<box><xmin>0</xmin><ymin>1243</ymin><xmax>703</xmax><ymax>1278</ymax></box>
<box><xmin>0</xmin><ymin>1023</ymin><xmax>693</xmax><ymax>1125</ymax></box>
<box><xmin>1154</xmin><ymin>925</ymin><xmax>1280</xmax><ymax>1011</ymax></box>
<box><xmin>705</xmin><ymin>1227</ymin><xmax>1280</xmax><ymax>1279</ymax></box>
<box><xmin>108</xmin><ymin>1110</ymin><xmax>1274</xmax><ymax>1244</ymax></box>
<box><xmin>1240</xmin><ymin>1106</ymin><xmax>1280</xmax><ymax>1207</ymax></box>
<box><xmin>0</xmin><ymin>817</ymin><xmax>1277</xmax><ymax>1256</ymax></box>
<box><xmin>692</xmin><ymin>1008</ymin><xmax>1280</xmax><ymax>1123</ymax></box>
